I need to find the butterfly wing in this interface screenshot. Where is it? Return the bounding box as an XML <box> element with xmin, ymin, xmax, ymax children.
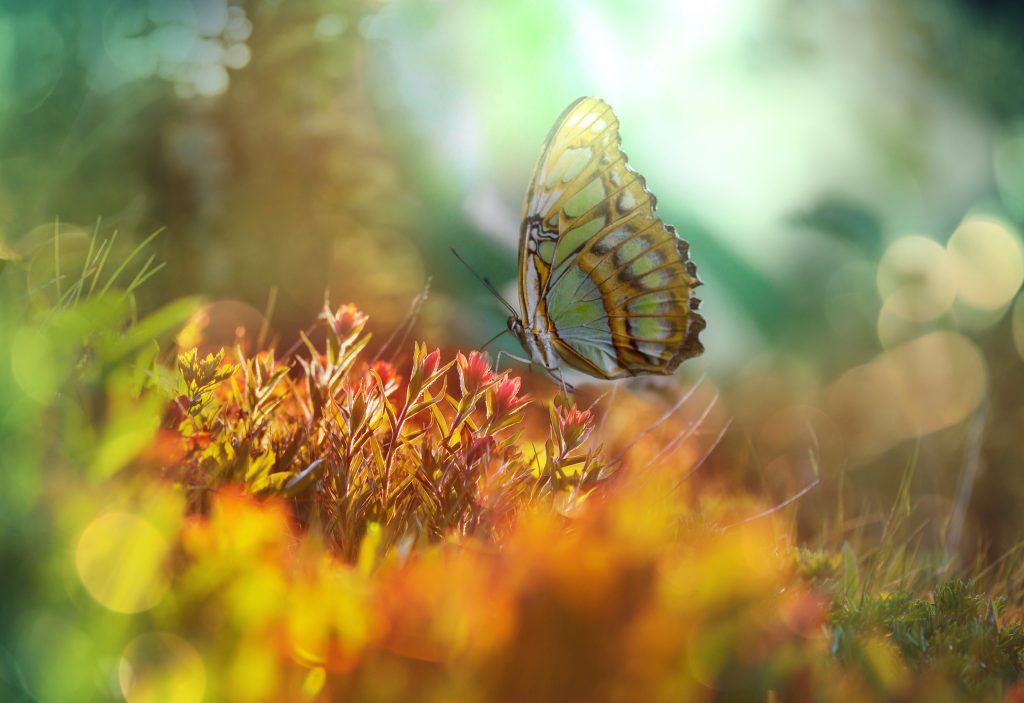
<box><xmin>517</xmin><ymin>97</ymin><xmax>705</xmax><ymax>379</ymax></box>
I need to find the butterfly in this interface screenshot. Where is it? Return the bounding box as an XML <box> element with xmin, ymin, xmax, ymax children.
<box><xmin>506</xmin><ymin>96</ymin><xmax>705</xmax><ymax>380</ymax></box>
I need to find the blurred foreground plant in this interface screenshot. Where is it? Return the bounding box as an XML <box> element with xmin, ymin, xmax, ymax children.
<box><xmin>5</xmin><ymin>236</ymin><xmax>1024</xmax><ymax>701</ymax></box>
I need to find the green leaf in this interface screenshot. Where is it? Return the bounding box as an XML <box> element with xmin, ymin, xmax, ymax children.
<box><xmin>98</xmin><ymin>296</ymin><xmax>203</xmax><ymax>365</ymax></box>
<box><xmin>244</xmin><ymin>450</ymin><xmax>277</xmax><ymax>485</ymax></box>
<box><xmin>842</xmin><ymin>541</ymin><xmax>860</xmax><ymax>600</ymax></box>
<box><xmin>251</xmin><ymin>471</ymin><xmax>292</xmax><ymax>495</ymax></box>
<box><xmin>90</xmin><ymin>380</ymin><xmax>164</xmax><ymax>479</ymax></box>
<box><xmin>97</xmin><ymin>227</ymin><xmax>166</xmax><ymax>297</ymax></box>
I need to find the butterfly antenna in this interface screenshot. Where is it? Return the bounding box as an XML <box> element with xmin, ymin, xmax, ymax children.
<box><xmin>479</xmin><ymin>328</ymin><xmax>508</xmax><ymax>352</ymax></box>
<box><xmin>450</xmin><ymin>247</ymin><xmax>519</xmax><ymax>318</ymax></box>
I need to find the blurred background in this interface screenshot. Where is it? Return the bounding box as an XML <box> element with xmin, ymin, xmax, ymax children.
<box><xmin>3</xmin><ymin>0</ymin><xmax>1024</xmax><ymax>564</ymax></box>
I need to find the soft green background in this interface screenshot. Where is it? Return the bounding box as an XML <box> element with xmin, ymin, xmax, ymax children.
<box><xmin>2</xmin><ymin>0</ymin><xmax>1021</xmax><ymax>372</ymax></box>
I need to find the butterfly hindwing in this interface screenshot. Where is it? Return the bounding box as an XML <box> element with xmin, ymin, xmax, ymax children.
<box><xmin>517</xmin><ymin>97</ymin><xmax>704</xmax><ymax>379</ymax></box>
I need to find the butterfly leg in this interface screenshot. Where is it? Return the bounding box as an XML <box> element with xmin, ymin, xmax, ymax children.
<box><xmin>495</xmin><ymin>350</ymin><xmax>535</xmax><ymax>373</ymax></box>
<box><xmin>551</xmin><ymin>367</ymin><xmax>576</xmax><ymax>397</ymax></box>
<box><xmin>494</xmin><ymin>351</ymin><xmax>575</xmax><ymax>395</ymax></box>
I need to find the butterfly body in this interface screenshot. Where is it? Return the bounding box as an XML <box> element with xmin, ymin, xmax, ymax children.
<box><xmin>512</xmin><ymin>97</ymin><xmax>705</xmax><ymax>380</ymax></box>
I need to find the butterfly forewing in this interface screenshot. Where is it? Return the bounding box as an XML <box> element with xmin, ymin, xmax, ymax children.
<box><xmin>517</xmin><ymin>97</ymin><xmax>704</xmax><ymax>379</ymax></box>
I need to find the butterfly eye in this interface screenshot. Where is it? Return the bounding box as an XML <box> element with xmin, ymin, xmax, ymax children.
<box><xmin>507</xmin><ymin>317</ymin><xmax>523</xmax><ymax>336</ymax></box>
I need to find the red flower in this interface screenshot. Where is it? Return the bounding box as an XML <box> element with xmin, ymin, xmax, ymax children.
<box><xmin>370</xmin><ymin>360</ymin><xmax>401</xmax><ymax>396</ymax></box>
<box><xmin>557</xmin><ymin>403</ymin><xmax>594</xmax><ymax>448</ymax></box>
<box><xmin>408</xmin><ymin>344</ymin><xmax>444</xmax><ymax>395</ymax></box>
<box><xmin>456</xmin><ymin>351</ymin><xmax>495</xmax><ymax>396</ymax></box>
<box><xmin>491</xmin><ymin>374</ymin><xmax>530</xmax><ymax>417</ymax></box>
<box><xmin>421</xmin><ymin>348</ymin><xmax>441</xmax><ymax>378</ymax></box>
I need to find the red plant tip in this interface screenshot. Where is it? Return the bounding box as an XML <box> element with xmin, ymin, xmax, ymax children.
<box><xmin>492</xmin><ymin>374</ymin><xmax>530</xmax><ymax>416</ymax></box>
<box><xmin>161</xmin><ymin>395</ymin><xmax>191</xmax><ymax>430</ymax></box>
<box><xmin>349</xmin><ymin>378</ymin><xmax>377</xmax><ymax>398</ymax></box>
<box><xmin>331</xmin><ymin>303</ymin><xmax>368</xmax><ymax>339</ymax></box>
<box><xmin>456</xmin><ymin>351</ymin><xmax>495</xmax><ymax>396</ymax></box>
<box><xmin>466</xmin><ymin>434</ymin><xmax>498</xmax><ymax>464</ymax></box>
<box><xmin>557</xmin><ymin>403</ymin><xmax>594</xmax><ymax>447</ymax></box>
<box><xmin>370</xmin><ymin>360</ymin><xmax>400</xmax><ymax>395</ymax></box>
<box><xmin>421</xmin><ymin>348</ymin><xmax>441</xmax><ymax>378</ymax></box>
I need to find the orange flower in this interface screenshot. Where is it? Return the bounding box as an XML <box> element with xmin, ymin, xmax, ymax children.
<box><xmin>328</xmin><ymin>303</ymin><xmax>368</xmax><ymax>339</ymax></box>
<box><xmin>456</xmin><ymin>351</ymin><xmax>495</xmax><ymax>396</ymax></box>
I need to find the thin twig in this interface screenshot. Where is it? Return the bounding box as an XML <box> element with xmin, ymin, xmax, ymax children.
<box><xmin>722</xmin><ymin>478</ymin><xmax>820</xmax><ymax>530</ymax></box>
<box><xmin>945</xmin><ymin>400</ymin><xmax>989</xmax><ymax>570</ymax></box>
<box><xmin>609</xmin><ymin>374</ymin><xmax>705</xmax><ymax>466</ymax></box>
<box><xmin>679</xmin><ymin>417</ymin><xmax>732</xmax><ymax>482</ymax></box>
<box><xmin>642</xmin><ymin>389</ymin><xmax>719</xmax><ymax>470</ymax></box>
<box><xmin>257</xmin><ymin>286</ymin><xmax>278</xmax><ymax>351</ymax></box>
<box><xmin>377</xmin><ymin>278</ymin><xmax>431</xmax><ymax>363</ymax></box>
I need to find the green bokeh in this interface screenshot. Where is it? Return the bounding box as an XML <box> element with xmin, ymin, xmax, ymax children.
<box><xmin>2</xmin><ymin>0</ymin><xmax>1023</xmax><ymax>372</ymax></box>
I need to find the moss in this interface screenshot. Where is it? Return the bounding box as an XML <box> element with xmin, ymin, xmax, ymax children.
<box><xmin>831</xmin><ymin>579</ymin><xmax>1024</xmax><ymax>698</ymax></box>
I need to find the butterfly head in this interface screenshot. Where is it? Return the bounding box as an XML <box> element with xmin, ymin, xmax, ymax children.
<box><xmin>507</xmin><ymin>315</ymin><xmax>525</xmax><ymax>343</ymax></box>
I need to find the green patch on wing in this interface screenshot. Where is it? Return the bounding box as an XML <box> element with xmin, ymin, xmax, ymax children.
<box><xmin>627</xmin><ymin>291</ymin><xmax>672</xmax><ymax>315</ymax></box>
<box><xmin>626</xmin><ymin>252</ymin><xmax>659</xmax><ymax>278</ymax></box>
<box><xmin>614</xmin><ymin>235</ymin><xmax>651</xmax><ymax>264</ymax></box>
<box><xmin>538</xmin><ymin>240</ymin><xmax>556</xmax><ymax>263</ymax></box>
<box><xmin>547</xmin><ymin>264</ymin><xmax>600</xmax><ymax>321</ymax></box>
<box><xmin>630</xmin><ymin>316</ymin><xmax>667</xmax><ymax>340</ymax></box>
<box><xmin>553</xmin><ymin>219</ymin><xmax>603</xmax><ymax>268</ymax></box>
<box><xmin>563</xmin><ymin>179</ymin><xmax>605</xmax><ymax>218</ymax></box>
